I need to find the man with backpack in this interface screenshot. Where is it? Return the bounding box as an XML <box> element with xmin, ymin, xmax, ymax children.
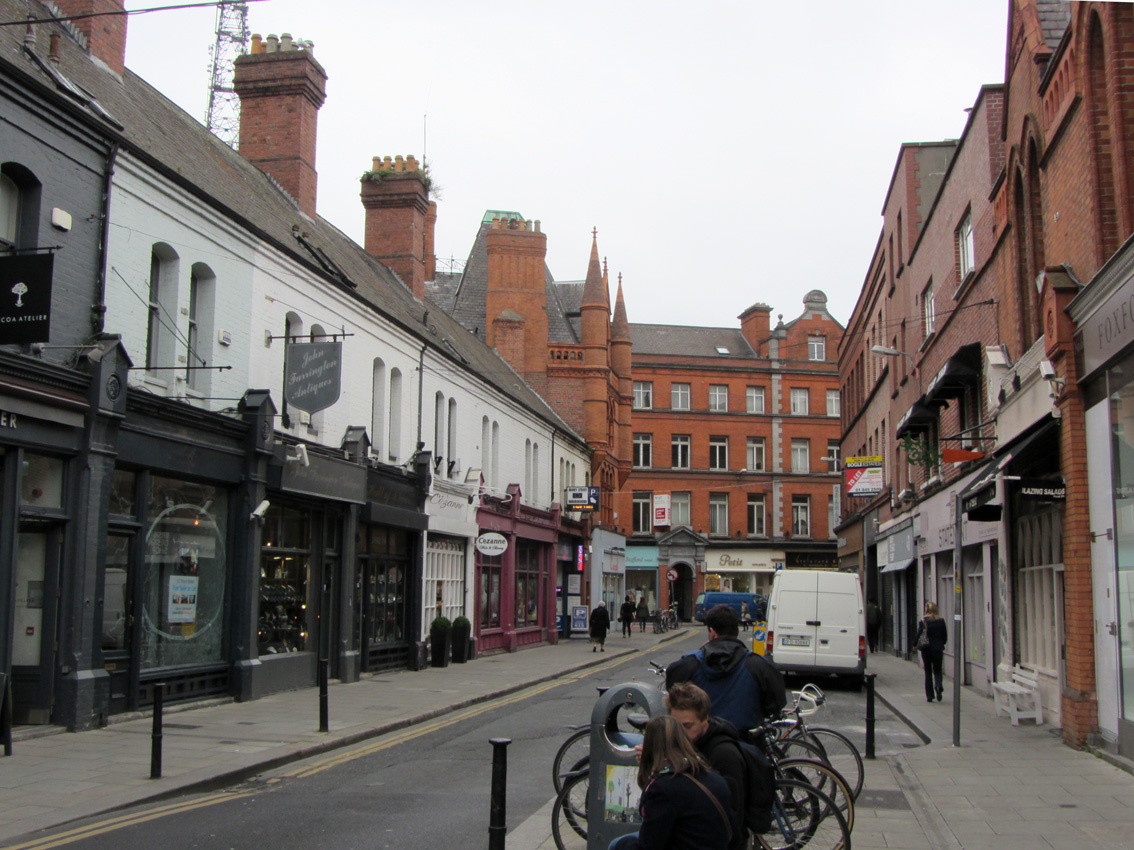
<box><xmin>666</xmin><ymin>604</ymin><xmax>788</xmax><ymax>734</ymax></box>
<box><xmin>666</xmin><ymin>682</ymin><xmax>774</xmax><ymax>845</ymax></box>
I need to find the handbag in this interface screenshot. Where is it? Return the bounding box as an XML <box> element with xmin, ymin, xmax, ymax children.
<box><xmin>916</xmin><ymin>618</ymin><xmax>930</xmax><ymax>650</ymax></box>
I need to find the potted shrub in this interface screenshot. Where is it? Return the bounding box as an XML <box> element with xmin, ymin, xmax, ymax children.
<box><xmin>430</xmin><ymin>616</ymin><xmax>452</xmax><ymax>668</ymax></box>
<box><xmin>451</xmin><ymin>616</ymin><xmax>472</xmax><ymax>663</ymax></box>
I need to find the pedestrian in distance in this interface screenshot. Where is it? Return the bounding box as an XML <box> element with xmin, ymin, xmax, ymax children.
<box><xmin>740</xmin><ymin>601</ymin><xmax>751</xmax><ymax>632</ymax></box>
<box><xmin>608</xmin><ymin>714</ymin><xmax>739</xmax><ymax>850</ymax></box>
<box><xmin>636</xmin><ymin>596</ymin><xmax>650</xmax><ymax>632</ymax></box>
<box><xmin>666</xmin><ymin>604</ymin><xmax>787</xmax><ymax>734</ymax></box>
<box><xmin>915</xmin><ymin>601</ymin><xmax>948</xmax><ymax>702</ymax></box>
<box><xmin>590</xmin><ymin>600</ymin><xmax>611</xmax><ymax>652</ymax></box>
<box><xmin>621</xmin><ymin>594</ymin><xmax>636</xmax><ymax>638</ymax></box>
<box><xmin>866</xmin><ymin>599</ymin><xmax>881</xmax><ymax>653</ymax></box>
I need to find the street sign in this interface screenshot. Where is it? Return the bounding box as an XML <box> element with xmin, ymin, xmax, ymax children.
<box><xmin>564</xmin><ymin>486</ymin><xmax>600</xmax><ymax>512</ymax></box>
<box><xmin>666</xmin><ymin>568</ymin><xmax>678</xmax><ymax>582</ymax></box>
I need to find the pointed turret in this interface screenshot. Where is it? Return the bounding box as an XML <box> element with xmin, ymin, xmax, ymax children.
<box><xmin>581</xmin><ymin>230</ymin><xmax>612</xmax><ymax>459</ymax></box>
<box><xmin>611</xmin><ymin>275</ymin><xmax>633</xmax><ymax>488</ymax></box>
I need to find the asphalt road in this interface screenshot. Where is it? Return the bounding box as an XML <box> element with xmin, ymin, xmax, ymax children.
<box><xmin>16</xmin><ymin>640</ymin><xmax>919</xmax><ymax>850</ymax></box>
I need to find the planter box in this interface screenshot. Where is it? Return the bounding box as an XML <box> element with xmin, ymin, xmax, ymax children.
<box><xmin>430</xmin><ymin>633</ymin><xmax>451</xmax><ymax>668</ymax></box>
<box><xmin>451</xmin><ymin>625</ymin><xmax>472</xmax><ymax>663</ymax></box>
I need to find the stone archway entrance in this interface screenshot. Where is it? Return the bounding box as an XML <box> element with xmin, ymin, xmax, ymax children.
<box><xmin>669</xmin><ymin>561</ymin><xmax>695</xmax><ymax>621</ymax></box>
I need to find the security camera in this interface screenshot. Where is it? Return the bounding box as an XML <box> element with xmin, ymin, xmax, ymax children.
<box><xmin>250</xmin><ymin>499</ymin><xmax>270</xmax><ymax>521</ymax></box>
<box><xmin>1039</xmin><ymin>359</ymin><xmax>1056</xmax><ymax>380</ymax></box>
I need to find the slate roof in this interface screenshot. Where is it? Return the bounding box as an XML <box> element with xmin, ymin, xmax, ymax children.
<box><xmin>426</xmin><ymin>219</ymin><xmax>581</xmax><ymax>344</ymax></box>
<box><xmin>629</xmin><ymin>325</ymin><xmax>757</xmax><ymax>359</ymax></box>
<box><xmin>3</xmin><ymin>0</ymin><xmax>584</xmax><ymax>445</ymax></box>
<box><xmin>1036</xmin><ymin>1</ymin><xmax>1071</xmax><ymax>51</ymax></box>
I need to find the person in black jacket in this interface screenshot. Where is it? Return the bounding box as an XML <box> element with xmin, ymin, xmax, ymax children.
<box><xmin>636</xmin><ymin>596</ymin><xmax>650</xmax><ymax>632</ymax></box>
<box><xmin>610</xmin><ymin>714</ymin><xmax>738</xmax><ymax>850</ymax></box>
<box><xmin>590</xmin><ymin>600</ymin><xmax>610</xmax><ymax>652</ymax></box>
<box><xmin>620</xmin><ymin>595</ymin><xmax>636</xmax><ymax>638</ymax></box>
<box><xmin>666</xmin><ymin>683</ymin><xmax>748</xmax><ymax>850</ymax></box>
<box><xmin>915</xmin><ymin>601</ymin><xmax>948</xmax><ymax>702</ymax></box>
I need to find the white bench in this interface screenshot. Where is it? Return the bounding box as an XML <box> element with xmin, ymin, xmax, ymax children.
<box><xmin>992</xmin><ymin>666</ymin><xmax>1043</xmax><ymax>726</ymax></box>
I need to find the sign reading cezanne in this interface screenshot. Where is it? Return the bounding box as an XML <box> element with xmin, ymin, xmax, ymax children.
<box><xmin>285</xmin><ymin>341</ymin><xmax>342</xmax><ymax>414</ymax></box>
<box><xmin>0</xmin><ymin>254</ymin><xmax>53</xmax><ymax>344</ymax></box>
<box><xmin>845</xmin><ymin>456</ymin><xmax>884</xmax><ymax>497</ymax></box>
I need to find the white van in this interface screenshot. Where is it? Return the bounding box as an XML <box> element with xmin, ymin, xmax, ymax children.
<box><xmin>765</xmin><ymin>569</ymin><xmax>866</xmax><ymax>689</ymax></box>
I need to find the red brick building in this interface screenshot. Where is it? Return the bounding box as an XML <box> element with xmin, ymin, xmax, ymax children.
<box><xmin>840</xmin><ymin>0</ymin><xmax>1134</xmax><ymax>751</ymax></box>
<box><xmin>619</xmin><ymin>292</ymin><xmax>843</xmax><ymax>618</ymax></box>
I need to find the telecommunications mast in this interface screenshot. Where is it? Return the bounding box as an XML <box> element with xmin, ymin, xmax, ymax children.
<box><xmin>204</xmin><ymin>1</ymin><xmax>249</xmax><ymax>148</ymax></box>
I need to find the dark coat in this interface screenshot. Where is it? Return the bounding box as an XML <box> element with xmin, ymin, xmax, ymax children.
<box><xmin>636</xmin><ymin>599</ymin><xmax>650</xmax><ymax>621</ymax></box>
<box><xmin>915</xmin><ymin>616</ymin><xmax>948</xmax><ymax>659</ymax></box>
<box><xmin>620</xmin><ymin>600</ymin><xmax>637</xmax><ymax>624</ymax></box>
<box><xmin>612</xmin><ymin>768</ymin><xmax>738</xmax><ymax>850</ymax></box>
<box><xmin>590</xmin><ymin>605</ymin><xmax>611</xmax><ymax>638</ymax></box>
<box><xmin>696</xmin><ymin>718</ymin><xmax>748</xmax><ymax>850</ymax></box>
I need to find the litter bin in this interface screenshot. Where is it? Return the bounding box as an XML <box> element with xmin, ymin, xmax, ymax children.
<box><xmin>586</xmin><ymin>681</ymin><xmax>666</xmax><ymax>849</ymax></box>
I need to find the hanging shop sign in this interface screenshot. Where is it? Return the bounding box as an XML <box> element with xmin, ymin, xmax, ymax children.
<box><xmin>845</xmin><ymin>456</ymin><xmax>883</xmax><ymax>497</ymax></box>
<box><xmin>476</xmin><ymin>532</ymin><xmax>508</xmax><ymax>556</ymax></box>
<box><xmin>0</xmin><ymin>253</ymin><xmax>53</xmax><ymax>344</ymax></box>
<box><xmin>1018</xmin><ymin>478</ymin><xmax>1066</xmax><ymax>501</ymax></box>
<box><xmin>284</xmin><ymin>340</ymin><xmax>342</xmax><ymax>414</ymax></box>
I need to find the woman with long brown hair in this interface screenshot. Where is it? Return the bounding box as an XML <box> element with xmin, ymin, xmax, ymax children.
<box><xmin>915</xmin><ymin>600</ymin><xmax>949</xmax><ymax>702</ymax></box>
<box><xmin>610</xmin><ymin>714</ymin><xmax>738</xmax><ymax>850</ymax></box>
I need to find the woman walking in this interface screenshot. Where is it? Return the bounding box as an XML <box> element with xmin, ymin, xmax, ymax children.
<box><xmin>915</xmin><ymin>601</ymin><xmax>948</xmax><ymax>702</ymax></box>
<box><xmin>636</xmin><ymin>596</ymin><xmax>650</xmax><ymax>632</ymax></box>
<box><xmin>609</xmin><ymin>714</ymin><xmax>738</xmax><ymax>850</ymax></box>
<box><xmin>621</xmin><ymin>594</ymin><xmax>636</xmax><ymax>638</ymax></box>
<box><xmin>590</xmin><ymin>600</ymin><xmax>611</xmax><ymax>652</ymax></box>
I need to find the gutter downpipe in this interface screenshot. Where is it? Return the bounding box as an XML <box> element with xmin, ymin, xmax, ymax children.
<box><xmin>93</xmin><ymin>141</ymin><xmax>120</xmax><ymax>335</ymax></box>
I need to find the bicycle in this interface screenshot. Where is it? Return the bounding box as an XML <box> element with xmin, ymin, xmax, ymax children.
<box><xmin>550</xmin><ymin>766</ymin><xmax>590</xmax><ymax>849</ymax></box>
<box><xmin>652</xmin><ymin>609</ymin><xmax>668</xmax><ymax>633</ymax></box>
<box><xmin>768</xmin><ymin>684</ymin><xmax>865</xmax><ymax>801</ymax></box>
<box><xmin>753</xmin><ymin>777</ymin><xmax>851</xmax><ymax>850</ymax></box>
<box><xmin>659</xmin><ymin>603</ymin><xmax>680</xmax><ymax>631</ymax></box>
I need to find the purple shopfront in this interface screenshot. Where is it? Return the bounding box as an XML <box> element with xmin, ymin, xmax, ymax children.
<box><xmin>474</xmin><ymin>484</ymin><xmax>561</xmax><ymax>653</ymax></box>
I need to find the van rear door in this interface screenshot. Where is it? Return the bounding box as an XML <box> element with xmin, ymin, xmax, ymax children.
<box><xmin>771</xmin><ymin>571</ymin><xmax>819</xmax><ymax>668</ymax></box>
<box><xmin>815</xmin><ymin>575</ymin><xmax>860</xmax><ymax>671</ymax></box>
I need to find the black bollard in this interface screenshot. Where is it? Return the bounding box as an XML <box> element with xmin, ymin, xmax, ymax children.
<box><xmin>864</xmin><ymin>672</ymin><xmax>877</xmax><ymax>760</ymax></box>
<box><xmin>319</xmin><ymin>659</ymin><xmax>329</xmax><ymax>733</ymax></box>
<box><xmin>488</xmin><ymin>738</ymin><xmax>511</xmax><ymax>850</ymax></box>
<box><xmin>1</xmin><ymin>674</ymin><xmax>12</xmax><ymax>756</ymax></box>
<box><xmin>150</xmin><ymin>682</ymin><xmax>165</xmax><ymax>779</ymax></box>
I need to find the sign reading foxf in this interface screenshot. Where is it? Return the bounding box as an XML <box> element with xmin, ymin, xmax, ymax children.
<box><xmin>0</xmin><ymin>254</ymin><xmax>53</xmax><ymax>344</ymax></box>
<box><xmin>845</xmin><ymin>456</ymin><xmax>884</xmax><ymax>497</ymax></box>
<box><xmin>284</xmin><ymin>341</ymin><xmax>342</xmax><ymax>414</ymax></box>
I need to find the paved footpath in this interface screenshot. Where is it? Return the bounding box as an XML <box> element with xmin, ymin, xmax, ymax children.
<box><xmin>3</xmin><ymin>633</ymin><xmax>1134</xmax><ymax>850</ymax></box>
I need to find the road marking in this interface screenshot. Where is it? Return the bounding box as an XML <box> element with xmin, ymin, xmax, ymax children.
<box><xmin>4</xmin><ymin>790</ymin><xmax>259</xmax><ymax>850</ymax></box>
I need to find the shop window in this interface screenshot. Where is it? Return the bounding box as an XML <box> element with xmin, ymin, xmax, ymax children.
<box><xmin>102</xmin><ymin>534</ymin><xmax>130</xmax><ymax>652</ymax></box>
<box><xmin>515</xmin><ymin>541</ymin><xmax>542</xmax><ymax>627</ymax></box>
<box><xmin>143</xmin><ymin>476</ymin><xmax>228</xmax><ymax>668</ymax></box>
<box><xmin>479</xmin><ymin>552</ymin><xmax>502</xmax><ymax>630</ymax></box>
<box><xmin>425</xmin><ymin>535</ymin><xmax>465</xmax><ymax>627</ymax></box>
<box><xmin>108</xmin><ymin>468</ymin><xmax>136</xmax><ymax>516</ymax></box>
<box><xmin>259</xmin><ymin>505</ymin><xmax>311</xmax><ymax>655</ymax></box>
<box><xmin>20</xmin><ymin>453</ymin><xmax>64</xmax><ymax>509</ymax></box>
<box><xmin>359</xmin><ymin>525</ymin><xmax>408</xmax><ymax>649</ymax></box>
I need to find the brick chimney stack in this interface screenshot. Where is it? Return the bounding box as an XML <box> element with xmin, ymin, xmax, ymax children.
<box><xmin>233</xmin><ymin>34</ymin><xmax>327</xmax><ymax>219</ymax></box>
<box><xmin>485</xmin><ymin>215</ymin><xmax>548</xmax><ymax>394</ymax></box>
<box><xmin>52</xmin><ymin>0</ymin><xmax>126</xmax><ymax>75</ymax></box>
<box><xmin>361</xmin><ymin>155</ymin><xmax>430</xmax><ymax>300</ymax></box>
<box><xmin>739</xmin><ymin>302</ymin><xmax>772</xmax><ymax>357</ymax></box>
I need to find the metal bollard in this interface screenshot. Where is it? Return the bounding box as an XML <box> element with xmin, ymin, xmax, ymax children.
<box><xmin>1</xmin><ymin>674</ymin><xmax>12</xmax><ymax>756</ymax></box>
<box><xmin>864</xmin><ymin>673</ymin><xmax>877</xmax><ymax>760</ymax></box>
<box><xmin>150</xmin><ymin>682</ymin><xmax>165</xmax><ymax>779</ymax></box>
<box><xmin>488</xmin><ymin>738</ymin><xmax>511</xmax><ymax>850</ymax></box>
<box><xmin>319</xmin><ymin>659</ymin><xmax>329</xmax><ymax>733</ymax></box>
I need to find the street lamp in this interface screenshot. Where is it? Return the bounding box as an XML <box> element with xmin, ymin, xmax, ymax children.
<box><xmin>870</xmin><ymin>345</ymin><xmax>916</xmax><ymax>373</ymax></box>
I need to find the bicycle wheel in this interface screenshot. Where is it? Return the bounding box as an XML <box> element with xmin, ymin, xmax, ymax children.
<box><xmin>800</xmin><ymin>727</ymin><xmax>864</xmax><ymax>801</ymax></box>
<box><xmin>777</xmin><ymin>758</ymin><xmax>855</xmax><ymax>834</ymax></box>
<box><xmin>551</xmin><ymin>770</ymin><xmax>589</xmax><ymax>850</ymax></box>
<box><xmin>552</xmin><ymin>728</ymin><xmax>589</xmax><ymax>794</ymax></box>
<box><xmin>768</xmin><ymin>734</ymin><xmax>828</xmax><ymax>764</ymax></box>
<box><xmin>753</xmin><ymin>778</ymin><xmax>850</xmax><ymax>850</ymax></box>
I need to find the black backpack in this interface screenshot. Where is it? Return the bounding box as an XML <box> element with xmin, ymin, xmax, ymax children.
<box><xmin>731</xmin><ymin>737</ymin><xmax>776</xmax><ymax>835</ymax></box>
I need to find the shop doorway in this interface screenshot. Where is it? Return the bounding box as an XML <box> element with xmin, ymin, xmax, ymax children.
<box><xmin>670</xmin><ymin>562</ymin><xmax>694</xmax><ymax>621</ymax></box>
<box><xmin>12</xmin><ymin>522</ymin><xmax>63</xmax><ymax>725</ymax></box>
<box><xmin>356</xmin><ymin>525</ymin><xmax>410</xmax><ymax>671</ymax></box>
<box><xmin>102</xmin><ymin>532</ymin><xmax>136</xmax><ymax>715</ymax></box>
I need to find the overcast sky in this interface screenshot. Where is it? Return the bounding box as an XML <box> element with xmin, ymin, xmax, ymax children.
<box><xmin>122</xmin><ymin>0</ymin><xmax>1014</xmax><ymax>330</ymax></box>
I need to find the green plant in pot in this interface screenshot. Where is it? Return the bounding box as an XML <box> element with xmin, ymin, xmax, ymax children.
<box><xmin>430</xmin><ymin>615</ymin><xmax>452</xmax><ymax>668</ymax></box>
<box><xmin>451</xmin><ymin>615</ymin><xmax>472</xmax><ymax>664</ymax></box>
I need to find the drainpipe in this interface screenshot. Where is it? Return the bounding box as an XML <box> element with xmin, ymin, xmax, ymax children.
<box><xmin>92</xmin><ymin>142</ymin><xmax>120</xmax><ymax>335</ymax></box>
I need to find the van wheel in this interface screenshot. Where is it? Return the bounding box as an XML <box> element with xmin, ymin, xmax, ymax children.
<box><xmin>843</xmin><ymin>674</ymin><xmax>863</xmax><ymax>692</ymax></box>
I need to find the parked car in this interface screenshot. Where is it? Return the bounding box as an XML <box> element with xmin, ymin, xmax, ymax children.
<box><xmin>693</xmin><ymin>591</ymin><xmax>766</xmax><ymax>623</ymax></box>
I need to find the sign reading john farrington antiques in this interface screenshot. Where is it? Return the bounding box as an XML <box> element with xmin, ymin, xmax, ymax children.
<box><xmin>0</xmin><ymin>253</ymin><xmax>53</xmax><ymax>344</ymax></box>
<box><xmin>284</xmin><ymin>341</ymin><xmax>342</xmax><ymax>414</ymax></box>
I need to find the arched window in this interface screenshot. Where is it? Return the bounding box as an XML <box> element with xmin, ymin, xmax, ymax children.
<box><xmin>389</xmin><ymin>368</ymin><xmax>403</xmax><ymax>463</ymax></box>
<box><xmin>187</xmin><ymin>263</ymin><xmax>215</xmax><ymax>394</ymax></box>
<box><xmin>532</xmin><ymin>442</ymin><xmax>539</xmax><ymax>501</ymax></box>
<box><xmin>491</xmin><ymin>421</ymin><xmax>500</xmax><ymax>488</ymax></box>
<box><xmin>481</xmin><ymin>416</ymin><xmax>491</xmax><ymax>484</ymax></box>
<box><xmin>0</xmin><ymin>172</ymin><xmax>18</xmax><ymax>245</ymax></box>
<box><xmin>447</xmin><ymin>398</ymin><xmax>458</xmax><ymax>477</ymax></box>
<box><xmin>147</xmin><ymin>243</ymin><xmax>180</xmax><ymax>376</ymax></box>
<box><xmin>0</xmin><ymin>163</ymin><xmax>41</xmax><ymax>249</ymax></box>
<box><xmin>371</xmin><ymin>358</ymin><xmax>386</xmax><ymax>458</ymax></box>
<box><xmin>434</xmin><ymin>391</ymin><xmax>446</xmax><ymax>467</ymax></box>
<box><xmin>524</xmin><ymin>439</ymin><xmax>532</xmax><ymax>497</ymax></box>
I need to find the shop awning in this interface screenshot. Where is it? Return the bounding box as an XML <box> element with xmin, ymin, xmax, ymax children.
<box><xmin>880</xmin><ymin>558</ymin><xmax>916</xmax><ymax>574</ymax></box>
<box><xmin>895</xmin><ymin>399</ymin><xmax>937</xmax><ymax>439</ymax></box>
<box><xmin>925</xmin><ymin>343</ymin><xmax>981</xmax><ymax>406</ymax></box>
<box><xmin>959</xmin><ymin>418</ymin><xmax>1060</xmax><ymax>520</ymax></box>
